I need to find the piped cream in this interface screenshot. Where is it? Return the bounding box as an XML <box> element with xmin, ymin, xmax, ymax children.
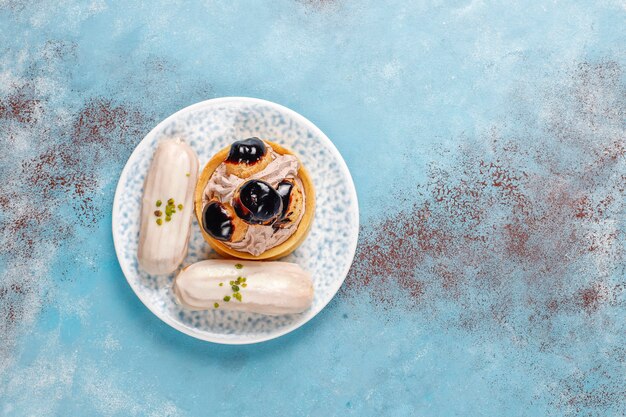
<box><xmin>203</xmin><ymin>145</ymin><xmax>306</xmax><ymax>256</ymax></box>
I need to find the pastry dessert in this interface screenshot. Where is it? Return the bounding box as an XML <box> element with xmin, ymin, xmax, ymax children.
<box><xmin>173</xmin><ymin>260</ymin><xmax>314</xmax><ymax>315</ymax></box>
<box><xmin>137</xmin><ymin>139</ymin><xmax>199</xmax><ymax>274</ymax></box>
<box><xmin>194</xmin><ymin>138</ymin><xmax>314</xmax><ymax>260</ymax></box>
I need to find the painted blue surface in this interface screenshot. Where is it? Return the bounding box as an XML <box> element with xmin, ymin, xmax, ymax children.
<box><xmin>1</xmin><ymin>1</ymin><xmax>625</xmax><ymax>416</ymax></box>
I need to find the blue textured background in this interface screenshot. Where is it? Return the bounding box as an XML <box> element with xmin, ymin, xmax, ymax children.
<box><xmin>1</xmin><ymin>1</ymin><xmax>625</xmax><ymax>416</ymax></box>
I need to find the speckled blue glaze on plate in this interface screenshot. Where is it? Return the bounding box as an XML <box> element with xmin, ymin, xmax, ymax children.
<box><xmin>113</xmin><ymin>97</ymin><xmax>359</xmax><ymax>344</ymax></box>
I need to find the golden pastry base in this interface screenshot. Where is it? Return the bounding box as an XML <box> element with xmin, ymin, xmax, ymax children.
<box><xmin>194</xmin><ymin>141</ymin><xmax>315</xmax><ymax>260</ymax></box>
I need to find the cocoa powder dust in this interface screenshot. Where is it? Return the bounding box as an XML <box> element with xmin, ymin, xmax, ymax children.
<box><xmin>341</xmin><ymin>60</ymin><xmax>625</xmax><ymax>414</ymax></box>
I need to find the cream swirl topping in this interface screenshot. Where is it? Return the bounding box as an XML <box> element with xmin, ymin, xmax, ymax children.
<box><xmin>203</xmin><ymin>146</ymin><xmax>306</xmax><ymax>256</ymax></box>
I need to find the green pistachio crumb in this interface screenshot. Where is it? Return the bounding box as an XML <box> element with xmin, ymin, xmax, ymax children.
<box><xmin>229</xmin><ymin>280</ymin><xmax>235</xmax><ymax>286</ymax></box>
<box><xmin>167</xmin><ymin>198</ymin><xmax>174</xmax><ymax>205</ymax></box>
<box><xmin>178</xmin><ymin>204</ymin><xmax>183</xmax><ymax>210</ymax></box>
<box><xmin>156</xmin><ymin>200</ymin><xmax>162</xmax><ymax>207</ymax></box>
<box><xmin>242</xmin><ymin>277</ymin><xmax>247</xmax><ymax>282</ymax></box>
<box><xmin>156</xmin><ymin>218</ymin><xmax>163</xmax><ymax>225</ymax></box>
<box><xmin>242</xmin><ymin>283</ymin><xmax>247</xmax><ymax>288</ymax></box>
<box><xmin>219</xmin><ymin>283</ymin><xmax>223</xmax><ymax>287</ymax></box>
<box><xmin>165</xmin><ymin>215</ymin><xmax>171</xmax><ymax>222</ymax></box>
<box><xmin>233</xmin><ymin>292</ymin><xmax>242</xmax><ymax>302</ymax></box>
<box><xmin>223</xmin><ymin>296</ymin><xmax>231</xmax><ymax>302</ymax></box>
<box><xmin>232</xmin><ymin>285</ymin><xmax>240</xmax><ymax>292</ymax></box>
<box><xmin>186</xmin><ymin>173</ymin><xmax>190</xmax><ymax>177</ymax></box>
<box><xmin>214</xmin><ymin>303</ymin><xmax>219</xmax><ymax>309</ymax></box>
<box><xmin>235</xmin><ymin>263</ymin><xmax>243</xmax><ymax>269</ymax></box>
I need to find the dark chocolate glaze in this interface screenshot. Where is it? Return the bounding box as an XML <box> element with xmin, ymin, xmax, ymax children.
<box><xmin>276</xmin><ymin>179</ymin><xmax>294</xmax><ymax>220</ymax></box>
<box><xmin>233</xmin><ymin>179</ymin><xmax>282</xmax><ymax>225</ymax></box>
<box><xmin>202</xmin><ymin>201</ymin><xmax>234</xmax><ymax>241</ymax></box>
<box><xmin>225</xmin><ymin>137</ymin><xmax>267</xmax><ymax>164</ymax></box>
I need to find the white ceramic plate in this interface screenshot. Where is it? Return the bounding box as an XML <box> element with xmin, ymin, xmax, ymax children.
<box><xmin>112</xmin><ymin>97</ymin><xmax>359</xmax><ymax>344</ymax></box>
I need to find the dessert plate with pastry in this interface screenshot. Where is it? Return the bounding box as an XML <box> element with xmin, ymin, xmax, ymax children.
<box><xmin>112</xmin><ymin>97</ymin><xmax>359</xmax><ymax>344</ymax></box>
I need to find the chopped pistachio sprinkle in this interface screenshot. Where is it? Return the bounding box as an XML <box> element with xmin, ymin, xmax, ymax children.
<box><xmin>214</xmin><ymin>302</ymin><xmax>219</xmax><ymax>309</ymax></box>
<box><xmin>154</xmin><ymin>198</ymin><xmax>183</xmax><ymax>223</ymax></box>
<box><xmin>156</xmin><ymin>218</ymin><xmax>163</xmax><ymax>226</ymax></box>
<box><xmin>235</xmin><ymin>263</ymin><xmax>243</xmax><ymax>269</ymax></box>
<box><xmin>218</xmin><ymin>275</ymin><xmax>247</xmax><ymax>303</ymax></box>
<box><xmin>186</xmin><ymin>172</ymin><xmax>190</xmax><ymax>177</ymax></box>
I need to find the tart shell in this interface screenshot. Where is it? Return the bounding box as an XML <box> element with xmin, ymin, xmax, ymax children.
<box><xmin>194</xmin><ymin>141</ymin><xmax>315</xmax><ymax>260</ymax></box>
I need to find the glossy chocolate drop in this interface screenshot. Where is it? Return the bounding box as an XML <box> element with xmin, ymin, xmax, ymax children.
<box><xmin>202</xmin><ymin>201</ymin><xmax>233</xmax><ymax>241</ymax></box>
<box><xmin>276</xmin><ymin>179</ymin><xmax>294</xmax><ymax>220</ymax></box>
<box><xmin>226</xmin><ymin>137</ymin><xmax>267</xmax><ymax>164</ymax></box>
<box><xmin>233</xmin><ymin>180</ymin><xmax>282</xmax><ymax>225</ymax></box>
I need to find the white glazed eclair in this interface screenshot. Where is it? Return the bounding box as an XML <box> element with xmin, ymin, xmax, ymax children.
<box><xmin>137</xmin><ymin>139</ymin><xmax>199</xmax><ymax>275</ymax></box>
<box><xmin>173</xmin><ymin>260</ymin><xmax>314</xmax><ymax>315</ymax></box>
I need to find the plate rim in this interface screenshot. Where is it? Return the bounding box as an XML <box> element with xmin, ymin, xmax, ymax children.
<box><xmin>112</xmin><ymin>96</ymin><xmax>359</xmax><ymax>345</ymax></box>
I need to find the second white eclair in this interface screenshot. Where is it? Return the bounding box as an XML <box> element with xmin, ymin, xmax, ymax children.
<box><xmin>173</xmin><ymin>260</ymin><xmax>314</xmax><ymax>315</ymax></box>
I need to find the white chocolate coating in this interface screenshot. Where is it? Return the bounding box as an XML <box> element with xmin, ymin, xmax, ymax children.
<box><xmin>137</xmin><ymin>139</ymin><xmax>199</xmax><ymax>274</ymax></box>
<box><xmin>173</xmin><ymin>260</ymin><xmax>314</xmax><ymax>315</ymax></box>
